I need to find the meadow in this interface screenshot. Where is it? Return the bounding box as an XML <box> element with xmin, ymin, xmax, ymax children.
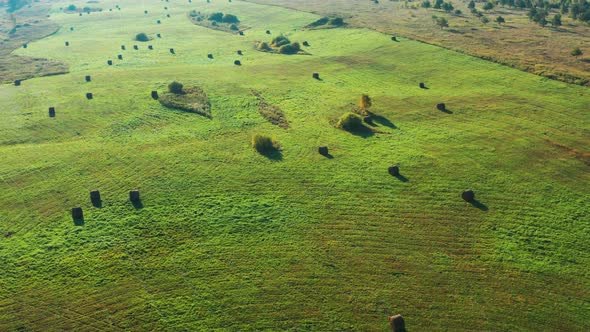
<box><xmin>0</xmin><ymin>0</ymin><xmax>589</xmax><ymax>331</ymax></box>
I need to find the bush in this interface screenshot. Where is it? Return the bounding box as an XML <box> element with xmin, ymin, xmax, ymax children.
<box><xmin>67</xmin><ymin>4</ymin><xmax>76</xmax><ymax>11</ymax></box>
<box><xmin>337</xmin><ymin>112</ymin><xmax>363</xmax><ymax>131</ymax></box>
<box><xmin>168</xmin><ymin>81</ymin><xmax>184</xmax><ymax>94</ymax></box>
<box><xmin>252</xmin><ymin>134</ymin><xmax>278</xmax><ymax>154</ymax></box>
<box><xmin>222</xmin><ymin>14</ymin><xmax>240</xmax><ymax>23</ymax></box>
<box><xmin>229</xmin><ymin>24</ymin><xmax>239</xmax><ymax>31</ymax></box>
<box><xmin>136</xmin><ymin>33</ymin><xmax>149</xmax><ymax>42</ymax></box>
<box><xmin>330</xmin><ymin>17</ymin><xmax>344</xmax><ymax>26</ymax></box>
<box><xmin>309</xmin><ymin>17</ymin><xmax>330</xmax><ymax>27</ymax></box>
<box><xmin>271</xmin><ymin>35</ymin><xmax>291</xmax><ymax>47</ymax></box>
<box><xmin>279</xmin><ymin>42</ymin><xmax>300</xmax><ymax>54</ymax></box>
<box><xmin>208</xmin><ymin>12</ymin><xmax>223</xmax><ymax>22</ymax></box>
<box><xmin>257</xmin><ymin>42</ymin><xmax>271</xmax><ymax>51</ymax></box>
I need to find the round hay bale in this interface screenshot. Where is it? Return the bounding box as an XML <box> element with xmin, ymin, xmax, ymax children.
<box><xmin>388</xmin><ymin>165</ymin><xmax>400</xmax><ymax>176</ymax></box>
<box><xmin>318</xmin><ymin>146</ymin><xmax>329</xmax><ymax>156</ymax></box>
<box><xmin>389</xmin><ymin>314</ymin><xmax>405</xmax><ymax>332</ymax></box>
<box><xmin>144</xmin><ymin>10</ymin><xmax>148</xmax><ymax>14</ymax></box>
<box><xmin>107</xmin><ymin>60</ymin><xmax>113</xmax><ymax>65</ymax></box>
<box><xmin>86</xmin><ymin>92</ymin><xmax>93</xmax><ymax>100</ymax></box>
<box><xmin>391</xmin><ymin>36</ymin><xmax>398</xmax><ymax>41</ymax></box>
<box><xmin>85</xmin><ymin>75</ymin><xmax>91</xmax><ymax>82</ymax></box>
<box><xmin>436</xmin><ymin>103</ymin><xmax>446</xmax><ymax>111</ymax></box>
<box><xmin>121</xmin><ymin>45</ymin><xmax>126</xmax><ymax>50</ymax></box>
<box><xmin>65</xmin><ymin>41</ymin><xmax>69</xmax><ymax>46</ymax></box>
<box><xmin>419</xmin><ymin>82</ymin><xmax>425</xmax><ymax>89</ymax></box>
<box><xmin>151</xmin><ymin>90</ymin><xmax>159</xmax><ymax>99</ymax></box>
<box><xmin>14</xmin><ymin>80</ymin><xmax>21</xmax><ymax>86</ymax></box>
<box><xmin>169</xmin><ymin>48</ymin><xmax>175</xmax><ymax>54</ymax></box>
<box><xmin>462</xmin><ymin>190</ymin><xmax>475</xmax><ymax>202</ymax></box>
<box><xmin>70</xmin><ymin>27</ymin><xmax>74</xmax><ymax>31</ymax></box>
<box><xmin>48</xmin><ymin>107</ymin><xmax>55</xmax><ymax>117</ymax></box>
<box><xmin>302</xmin><ymin>41</ymin><xmax>309</xmax><ymax>47</ymax></box>
<box><xmin>90</xmin><ymin>190</ymin><xmax>101</xmax><ymax>205</ymax></box>
<box><xmin>148</xmin><ymin>45</ymin><xmax>153</xmax><ymax>50</ymax></box>
<box><xmin>79</xmin><ymin>13</ymin><xmax>82</xmax><ymax>16</ymax></box>
<box><xmin>117</xmin><ymin>54</ymin><xmax>123</xmax><ymax>60</ymax></box>
<box><xmin>133</xmin><ymin>45</ymin><xmax>139</xmax><ymax>50</ymax></box>
<box><xmin>129</xmin><ymin>190</ymin><xmax>141</xmax><ymax>202</ymax></box>
<box><xmin>157</xmin><ymin>33</ymin><xmax>161</xmax><ymax>38</ymax></box>
<box><xmin>237</xmin><ymin>50</ymin><xmax>243</xmax><ymax>55</ymax></box>
<box><xmin>157</xmin><ymin>20</ymin><xmax>161</xmax><ymax>24</ymax></box>
<box><xmin>23</xmin><ymin>43</ymin><xmax>28</xmax><ymax>49</ymax></box>
<box><xmin>312</xmin><ymin>73</ymin><xmax>320</xmax><ymax>80</ymax></box>
<box><xmin>234</xmin><ymin>60</ymin><xmax>241</xmax><ymax>66</ymax></box>
<box><xmin>239</xmin><ymin>31</ymin><xmax>244</xmax><ymax>36</ymax></box>
<box><xmin>207</xmin><ymin>53</ymin><xmax>213</xmax><ymax>59</ymax></box>
<box><xmin>266</xmin><ymin>30</ymin><xmax>271</xmax><ymax>34</ymax></box>
<box><xmin>71</xmin><ymin>207</ymin><xmax>83</xmax><ymax>220</ymax></box>
<box><xmin>167</xmin><ymin>14</ymin><xmax>170</xmax><ymax>18</ymax></box>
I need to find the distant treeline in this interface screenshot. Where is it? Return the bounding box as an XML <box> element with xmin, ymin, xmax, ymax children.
<box><xmin>5</xmin><ymin>0</ymin><xmax>29</xmax><ymax>13</ymax></box>
<box><xmin>494</xmin><ymin>0</ymin><xmax>590</xmax><ymax>23</ymax></box>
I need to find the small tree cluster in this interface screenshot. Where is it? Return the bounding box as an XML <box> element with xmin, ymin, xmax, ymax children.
<box><xmin>168</xmin><ymin>81</ymin><xmax>184</xmax><ymax>94</ymax></box>
<box><xmin>136</xmin><ymin>33</ymin><xmax>149</xmax><ymax>42</ymax></box>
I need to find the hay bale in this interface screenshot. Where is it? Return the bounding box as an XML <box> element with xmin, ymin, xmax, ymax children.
<box><xmin>312</xmin><ymin>73</ymin><xmax>320</xmax><ymax>80</ymax></box>
<box><xmin>389</xmin><ymin>314</ymin><xmax>405</xmax><ymax>332</ymax></box>
<box><xmin>391</xmin><ymin>36</ymin><xmax>398</xmax><ymax>41</ymax></box>
<box><xmin>65</xmin><ymin>41</ymin><xmax>69</xmax><ymax>46</ymax></box>
<box><xmin>388</xmin><ymin>165</ymin><xmax>400</xmax><ymax>176</ymax></box>
<box><xmin>48</xmin><ymin>107</ymin><xmax>55</xmax><ymax>117</ymax></box>
<box><xmin>151</xmin><ymin>90</ymin><xmax>159</xmax><ymax>99</ymax></box>
<box><xmin>167</xmin><ymin>14</ymin><xmax>170</xmax><ymax>18</ymax></box>
<box><xmin>70</xmin><ymin>27</ymin><xmax>74</xmax><ymax>31</ymax></box>
<box><xmin>107</xmin><ymin>60</ymin><xmax>113</xmax><ymax>65</ymax></box>
<box><xmin>239</xmin><ymin>31</ymin><xmax>244</xmax><ymax>36</ymax></box>
<box><xmin>237</xmin><ymin>50</ymin><xmax>243</xmax><ymax>55</ymax></box>
<box><xmin>129</xmin><ymin>190</ymin><xmax>141</xmax><ymax>202</ymax></box>
<box><xmin>170</xmin><ymin>48</ymin><xmax>175</xmax><ymax>54</ymax></box>
<box><xmin>144</xmin><ymin>10</ymin><xmax>148</xmax><ymax>14</ymax></box>
<box><xmin>266</xmin><ymin>30</ymin><xmax>271</xmax><ymax>34</ymax></box>
<box><xmin>208</xmin><ymin>53</ymin><xmax>213</xmax><ymax>59</ymax></box>
<box><xmin>148</xmin><ymin>45</ymin><xmax>153</xmax><ymax>50</ymax></box>
<box><xmin>157</xmin><ymin>20</ymin><xmax>161</xmax><ymax>24</ymax></box>
<box><xmin>234</xmin><ymin>60</ymin><xmax>241</xmax><ymax>66</ymax></box>
<box><xmin>86</xmin><ymin>92</ymin><xmax>93</xmax><ymax>99</ymax></box>
<box><xmin>117</xmin><ymin>54</ymin><xmax>123</xmax><ymax>60</ymax></box>
<box><xmin>85</xmin><ymin>75</ymin><xmax>91</xmax><ymax>82</ymax></box>
<box><xmin>462</xmin><ymin>190</ymin><xmax>475</xmax><ymax>202</ymax></box>
<box><xmin>79</xmin><ymin>13</ymin><xmax>82</xmax><ymax>16</ymax></box>
<box><xmin>133</xmin><ymin>45</ymin><xmax>139</xmax><ymax>50</ymax></box>
<box><xmin>302</xmin><ymin>41</ymin><xmax>309</xmax><ymax>46</ymax></box>
<box><xmin>121</xmin><ymin>45</ymin><xmax>126</xmax><ymax>50</ymax></box>
<box><xmin>71</xmin><ymin>207</ymin><xmax>83</xmax><ymax>220</ymax></box>
<box><xmin>419</xmin><ymin>82</ymin><xmax>425</xmax><ymax>89</ymax></box>
<box><xmin>14</xmin><ymin>80</ymin><xmax>21</xmax><ymax>86</ymax></box>
<box><xmin>436</xmin><ymin>103</ymin><xmax>446</xmax><ymax>111</ymax></box>
<box><xmin>90</xmin><ymin>190</ymin><xmax>101</xmax><ymax>205</ymax></box>
<box><xmin>318</xmin><ymin>146</ymin><xmax>329</xmax><ymax>156</ymax></box>
<box><xmin>23</xmin><ymin>43</ymin><xmax>27</xmax><ymax>49</ymax></box>
<box><xmin>157</xmin><ymin>33</ymin><xmax>161</xmax><ymax>38</ymax></box>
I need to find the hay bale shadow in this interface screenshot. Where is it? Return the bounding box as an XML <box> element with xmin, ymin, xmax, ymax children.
<box><xmin>73</xmin><ymin>217</ymin><xmax>84</xmax><ymax>226</ymax></box>
<box><xmin>131</xmin><ymin>200</ymin><xmax>144</xmax><ymax>209</ymax></box>
<box><xmin>470</xmin><ymin>199</ymin><xmax>488</xmax><ymax>211</ymax></box>
<box><xmin>395</xmin><ymin>174</ymin><xmax>409</xmax><ymax>182</ymax></box>
<box><xmin>441</xmin><ymin>108</ymin><xmax>453</xmax><ymax>114</ymax></box>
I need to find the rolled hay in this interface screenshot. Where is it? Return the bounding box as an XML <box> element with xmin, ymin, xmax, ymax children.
<box><xmin>144</xmin><ymin>10</ymin><xmax>148</xmax><ymax>14</ymax></box>
<box><xmin>239</xmin><ymin>31</ymin><xmax>244</xmax><ymax>36</ymax></box>
<box><xmin>388</xmin><ymin>165</ymin><xmax>400</xmax><ymax>176</ymax></box>
<box><xmin>318</xmin><ymin>146</ymin><xmax>329</xmax><ymax>156</ymax></box>
<box><xmin>65</xmin><ymin>41</ymin><xmax>70</xmax><ymax>46</ymax></box>
<box><xmin>419</xmin><ymin>82</ymin><xmax>425</xmax><ymax>89</ymax></box>
<box><xmin>302</xmin><ymin>41</ymin><xmax>309</xmax><ymax>46</ymax></box>
<box><xmin>391</xmin><ymin>36</ymin><xmax>398</xmax><ymax>41</ymax></box>
<box><xmin>157</xmin><ymin>33</ymin><xmax>161</xmax><ymax>38</ymax></box>
<box><xmin>107</xmin><ymin>60</ymin><xmax>113</xmax><ymax>65</ymax></box>
<box><xmin>266</xmin><ymin>30</ymin><xmax>271</xmax><ymax>34</ymax></box>
<box><xmin>14</xmin><ymin>80</ymin><xmax>21</xmax><ymax>86</ymax></box>
<box><xmin>237</xmin><ymin>50</ymin><xmax>243</xmax><ymax>55</ymax></box>
<box><xmin>170</xmin><ymin>48</ymin><xmax>175</xmax><ymax>54</ymax></box>
<box><xmin>90</xmin><ymin>190</ymin><xmax>101</xmax><ymax>205</ymax></box>
<box><xmin>121</xmin><ymin>45</ymin><xmax>126</xmax><ymax>50</ymax></box>
<box><xmin>148</xmin><ymin>45</ymin><xmax>153</xmax><ymax>50</ymax></box>
<box><xmin>133</xmin><ymin>45</ymin><xmax>139</xmax><ymax>50</ymax></box>
<box><xmin>117</xmin><ymin>54</ymin><xmax>123</xmax><ymax>60</ymax></box>
<box><xmin>389</xmin><ymin>314</ymin><xmax>406</xmax><ymax>332</ymax></box>
<box><xmin>85</xmin><ymin>75</ymin><xmax>91</xmax><ymax>82</ymax></box>
<box><xmin>48</xmin><ymin>107</ymin><xmax>55</xmax><ymax>117</ymax></box>
<box><xmin>70</xmin><ymin>27</ymin><xmax>74</xmax><ymax>31</ymax></box>
<box><xmin>71</xmin><ymin>207</ymin><xmax>83</xmax><ymax>220</ymax></box>
<box><xmin>436</xmin><ymin>103</ymin><xmax>446</xmax><ymax>111</ymax></box>
<box><xmin>23</xmin><ymin>43</ymin><xmax>28</xmax><ymax>48</ymax></box>
<box><xmin>166</xmin><ymin>14</ymin><xmax>170</xmax><ymax>18</ymax></box>
<box><xmin>129</xmin><ymin>190</ymin><xmax>141</xmax><ymax>202</ymax></box>
<box><xmin>79</xmin><ymin>13</ymin><xmax>82</xmax><ymax>16</ymax></box>
<box><xmin>234</xmin><ymin>60</ymin><xmax>241</xmax><ymax>66</ymax></box>
<box><xmin>86</xmin><ymin>92</ymin><xmax>93</xmax><ymax>99</ymax></box>
<box><xmin>462</xmin><ymin>190</ymin><xmax>475</xmax><ymax>202</ymax></box>
<box><xmin>157</xmin><ymin>20</ymin><xmax>161</xmax><ymax>24</ymax></box>
<box><xmin>312</xmin><ymin>73</ymin><xmax>320</xmax><ymax>80</ymax></box>
<box><xmin>207</xmin><ymin>53</ymin><xmax>213</xmax><ymax>59</ymax></box>
<box><xmin>151</xmin><ymin>90</ymin><xmax>159</xmax><ymax>99</ymax></box>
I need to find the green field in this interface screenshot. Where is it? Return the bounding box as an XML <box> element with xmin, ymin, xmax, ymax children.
<box><xmin>1</xmin><ymin>0</ymin><xmax>589</xmax><ymax>330</ymax></box>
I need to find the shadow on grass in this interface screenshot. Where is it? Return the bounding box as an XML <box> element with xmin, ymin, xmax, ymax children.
<box><xmin>470</xmin><ymin>199</ymin><xmax>488</xmax><ymax>211</ymax></box>
<box><xmin>92</xmin><ymin>200</ymin><xmax>102</xmax><ymax>208</ymax></box>
<box><xmin>73</xmin><ymin>217</ymin><xmax>84</xmax><ymax>226</ymax></box>
<box><xmin>260</xmin><ymin>150</ymin><xmax>283</xmax><ymax>161</ymax></box>
<box><xmin>369</xmin><ymin>112</ymin><xmax>397</xmax><ymax>129</ymax></box>
<box><xmin>131</xmin><ymin>200</ymin><xmax>144</xmax><ymax>209</ymax></box>
<box><xmin>394</xmin><ymin>174</ymin><xmax>409</xmax><ymax>182</ymax></box>
<box><xmin>348</xmin><ymin>125</ymin><xmax>375</xmax><ymax>138</ymax></box>
<box><xmin>440</xmin><ymin>108</ymin><xmax>454</xmax><ymax>114</ymax></box>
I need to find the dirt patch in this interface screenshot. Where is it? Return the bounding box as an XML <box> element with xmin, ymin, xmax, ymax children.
<box><xmin>546</xmin><ymin>140</ymin><xmax>590</xmax><ymax>166</ymax></box>
<box><xmin>251</xmin><ymin>90</ymin><xmax>289</xmax><ymax>128</ymax></box>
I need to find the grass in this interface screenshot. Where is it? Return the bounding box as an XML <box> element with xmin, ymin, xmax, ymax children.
<box><xmin>1</xmin><ymin>0</ymin><xmax>589</xmax><ymax>331</ymax></box>
<box><xmin>159</xmin><ymin>86</ymin><xmax>212</xmax><ymax>118</ymax></box>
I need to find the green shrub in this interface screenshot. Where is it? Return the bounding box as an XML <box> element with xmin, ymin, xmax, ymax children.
<box><xmin>271</xmin><ymin>35</ymin><xmax>290</xmax><ymax>47</ymax></box>
<box><xmin>337</xmin><ymin>112</ymin><xmax>363</xmax><ymax>131</ymax></box>
<box><xmin>252</xmin><ymin>134</ymin><xmax>278</xmax><ymax>154</ymax></box>
<box><xmin>229</xmin><ymin>24</ymin><xmax>239</xmax><ymax>31</ymax></box>
<box><xmin>208</xmin><ymin>12</ymin><xmax>223</xmax><ymax>22</ymax></box>
<box><xmin>309</xmin><ymin>17</ymin><xmax>330</xmax><ymax>27</ymax></box>
<box><xmin>168</xmin><ymin>81</ymin><xmax>184</xmax><ymax>94</ymax></box>
<box><xmin>257</xmin><ymin>42</ymin><xmax>271</xmax><ymax>51</ymax></box>
<box><xmin>67</xmin><ymin>4</ymin><xmax>76</xmax><ymax>11</ymax></box>
<box><xmin>222</xmin><ymin>14</ymin><xmax>240</xmax><ymax>23</ymax></box>
<box><xmin>136</xmin><ymin>33</ymin><xmax>149</xmax><ymax>42</ymax></box>
<box><xmin>330</xmin><ymin>17</ymin><xmax>344</xmax><ymax>26</ymax></box>
<box><xmin>279</xmin><ymin>42</ymin><xmax>300</xmax><ymax>54</ymax></box>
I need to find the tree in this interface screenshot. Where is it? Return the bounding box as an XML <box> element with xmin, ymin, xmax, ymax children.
<box><xmin>67</xmin><ymin>4</ymin><xmax>76</xmax><ymax>11</ymax></box>
<box><xmin>135</xmin><ymin>33</ymin><xmax>149</xmax><ymax>42</ymax></box>
<box><xmin>208</xmin><ymin>12</ymin><xmax>223</xmax><ymax>22</ymax></box>
<box><xmin>434</xmin><ymin>0</ymin><xmax>444</xmax><ymax>9</ymax></box>
<box><xmin>481</xmin><ymin>16</ymin><xmax>490</xmax><ymax>24</ymax></box>
<box><xmin>168</xmin><ymin>81</ymin><xmax>184</xmax><ymax>94</ymax></box>
<box><xmin>571</xmin><ymin>47</ymin><xmax>583</xmax><ymax>58</ymax></box>
<box><xmin>337</xmin><ymin>112</ymin><xmax>363</xmax><ymax>131</ymax></box>
<box><xmin>468</xmin><ymin>0</ymin><xmax>476</xmax><ymax>9</ymax></box>
<box><xmin>495</xmin><ymin>16</ymin><xmax>505</xmax><ymax>25</ymax></box>
<box><xmin>222</xmin><ymin>14</ymin><xmax>239</xmax><ymax>23</ymax></box>
<box><xmin>360</xmin><ymin>94</ymin><xmax>372</xmax><ymax>110</ymax></box>
<box><xmin>483</xmin><ymin>2</ymin><xmax>495</xmax><ymax>10</ymax></box>
<box><xmin>442</xmin><ymin>2</ymin><xmax>454</xmax><ymax>12</ymax></box>
<box><xmin>422</xmin><ymin>0</ymin><xmax>432</xmax><ymax>8</ymax></box>
<box><xmin>436</xmin><ymin>16</ymin><xmax>449</xmax><ymax>29</ymax></box>
<box><xmin>551</xmin><ymin>14</ymin><xmax>562</xmax><ymax>27</ymax></box>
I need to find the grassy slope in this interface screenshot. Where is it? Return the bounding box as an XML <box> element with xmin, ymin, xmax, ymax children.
<box><xmin>1</xmin><ymin>0</ymin><xmax>589</xmax><ymax>331</ymax></box>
